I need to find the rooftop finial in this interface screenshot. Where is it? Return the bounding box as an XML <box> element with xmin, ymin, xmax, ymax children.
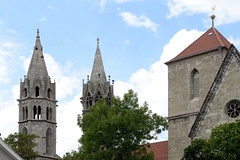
<box><xmin>211</xmin><ymin>5</ymin><xmax>216</xmax><ymax>27</ymax></box>
<box><xmin>37</xmin><ymin>29</ymin><xmax>40</xmax><ymax>37</ymax></box>
<box><xmin>97</xmin><ymin>38</ymin><xmax>99</xmax><ymax>44</ymax></box>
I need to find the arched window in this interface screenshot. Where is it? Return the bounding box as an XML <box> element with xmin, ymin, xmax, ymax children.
<box><xmin>106</xmin><ymin>92</ymin><xmax>111</xmax><ymax>106</ymax></box>
<box><xmin>22</xmin><ymin>107</ymin><xmax>25</xmax><ymax>120</ymax></box>
<box><xmin>86</xmin><ymin>92</ymin><xmax>92</xmax><ymax>109</ymax></box>
<box><xmin>47</xmin><ymin>88</ymin><xmax>51</xmax><ymax>99</ymax></box>
<box><xmin>22</xmin><ymin>127</ymin><xmax>28</xmax><ymax>134</ymax></box>
<box><xmin>24</xmin><ymin>88</ymin><xmax>27</xmax><ymax>98</ymax></box>
<box><xmin>95</xmin><ymin>91</ymin><xmax>102</xmax><ymax>103</ymax></box>
<box><xmin>33</xmin><ymin>106</ymin><xmax>37</xmax><ymax>119</ymax></box>
<box><xmin>46</xmin><ymin>107</ymin><xmax>49</xmax><ymax>120</ymax></box>
<box><xmin>38</xmin><ymin>106</ymin><xmax>41</xmax><ymax>119</ymax></box>
<box><xmin>35</xmin><ymin>86</ymin><xmax>39</xmax><ymax>97</ymax></box>
<box><xmin>46</xmin><ymin>128</ymin><xmax>52</xmax><ymax>155</ymax></box>
<box><xmin>191</xmin><ymin>69</ymin><xmax>199</xmax><ymax>99</ymax></box>
<box><xmin>26</xmin><ymin>107</ymin><xmax>28</xmax><ymax>119</ymax></box>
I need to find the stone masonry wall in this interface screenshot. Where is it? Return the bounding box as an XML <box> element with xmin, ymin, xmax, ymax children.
<box><xmin>167</xmin><ymin>49</ymin><xmax>228</xmax><ymax>160</ymax></box>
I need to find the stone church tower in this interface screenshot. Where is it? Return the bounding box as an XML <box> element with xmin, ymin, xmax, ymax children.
<box><xmin>81</xmin><ymin>38</ymin><xmax>114</xmax><ymax>114</ymax></box>
<box><xmin>18</xmin><ymin>29</ymin><xmax>58</xmax><ymax>160</ymax></box>
<box><xmin>165</xmin><ymin>17</ymin><xmax>240</xmax><ymax>159</ymax></box>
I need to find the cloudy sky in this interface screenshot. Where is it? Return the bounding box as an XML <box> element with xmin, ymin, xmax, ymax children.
<box><xmin>0</xmin><ymin>0</ymin><xmax>240</xmax><ymax>157</ymax></box>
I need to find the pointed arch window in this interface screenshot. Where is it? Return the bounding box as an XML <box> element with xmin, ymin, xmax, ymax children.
<box><xmin>46</xmin><ymin>107</ymin><xmax>49</xmax><ymax>120</ymax></box>
<box><xmin>47</xmin><ymin>88</ymin><xmax>51</xmax><ymax>99</ymax></box>
<box><xmin>106</xmin><ymin>92</ymin><xmax>111</xmax><ymax>106</ymax></box>
<box><xmin>35</xmin><ymin>86</ymin><xmax>40</xmax><ymax>97</ymax></box>
<box><xmin>24</xmin><ymin>88</ymin><xmax>27</xmax><ymax>98</ymax></box>
<box><xmin>26</xmin><ymin>107</ymin><xmax>28</xmax><ymax>119</ymax></box>
<box><xmin>50</xmin><ymin>108</ymin><xmax>52</xmax><ymax>121</ymax></box>
<box><xmin>46</xmin><ymin>128</ymin><xmax>52</xmax><ymax>155</ymax></box>
<box><xmin>95</xmin><ymin>91</ymin><xmax>102</xmax><ymax>103</ymax></box>
<box><xmin>33</xmin><ymin>106</ymin><xmax>37</xmax><ymax>119</ymax></box>
<box><xmin>86</xmin><ymin>92</ymin><xmax>92</xmax><ymax>109</ymax></box>
<box><xmin>191</xmin><ymin>69</ymin><xmax>199</xmax><ymax>99</ymax></box>
<box><xmin>22</xmin><ymin>107</ymin><xmax>25</xmax><ymax>120</ymax></box>
<box><xmin>22</xmin><ymin>127</ymin><xmax>28</xmax><ymax>134</ymax></box>
<box><xmin>38</xmin><ymin>106</ymin><xmax>41</xmax><ymax>119</ymax></box>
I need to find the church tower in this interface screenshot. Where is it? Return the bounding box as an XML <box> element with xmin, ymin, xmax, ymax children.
<box><xmin>18</xmin><ymin>29</ymin><xmax>58</xmax><ymax>160</ymax></box>
<box><xmin>81</xmin><ymin>38</ymin><xmax>114</xmax><ymax>114</ymax></box>
<box><xmin>165</xmin><ymin>16</ymin><xmax>232</xmax><ymax>160</ymax></box>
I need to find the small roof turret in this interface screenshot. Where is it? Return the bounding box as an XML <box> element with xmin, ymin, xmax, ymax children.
<box><xmin>90</xmin><ymin>38</ymin><xmax>107</xmax><ymax>83</ymax></box>
<box><xmin>27</xmin><ymin>29</ymin><xmax>49</xmax><ymax>79</ymax></box>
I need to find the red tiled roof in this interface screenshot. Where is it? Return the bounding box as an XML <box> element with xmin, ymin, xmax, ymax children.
<box><xmin>147</xmin><ymin>141</ymin><xmax>168</xmax><ymax>160</ymax></box>
<box><xmin>166</xmin><ymin>27</ymin><xmax>231</xmax><ymax>64</ymax></box>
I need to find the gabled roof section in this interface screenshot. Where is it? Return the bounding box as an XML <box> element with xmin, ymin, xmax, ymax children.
<box><xmin>27</xmin><ymin>29</ymin><xmax>49</xmax><ymax>79</ymax></box>
<box><xmin>166</xmin><ymin>27</ymin><xmax>231</xmax><ymax>64</ymax></box>
<box><xmin>188</xmin><ymin>45</ymin><xmax>239</xmax><ymax>139</ymax></box>
<box><xmin>0</xmin><ymin>138</ymin><xmax>24</xmax><ymax>160</ymax></box>
<box><xmin>90</xmin><ymin>38</ymin><xmax>107</xmax><ymax>83</ymax></box>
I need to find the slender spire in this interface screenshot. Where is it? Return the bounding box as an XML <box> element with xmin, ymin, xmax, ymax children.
<box><xmin>27</xmin><ymin>29</ymin><xmax>49</xmax><ymax>79</ymax></box>
<box><xmin>90</xmin><ymin>38</ymin><xmax>107</xmax><ymax>82</ymax></box>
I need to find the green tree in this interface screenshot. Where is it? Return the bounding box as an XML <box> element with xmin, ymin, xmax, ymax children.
<box><xmin>182</xmin><ymin>120</ymin><xmax>240</xmax><ymax>160</ymax></box>
<box><xmin>63</xmin><ymin>90</ymin><xmax>168</xmax><ymax>160</ymax></box>
<box><xmin>4</xmin><ymin>132</ymin><xmax>39</xmax><ymax>160</ymax></box>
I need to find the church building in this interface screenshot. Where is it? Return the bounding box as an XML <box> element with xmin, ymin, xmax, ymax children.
<box><xmin>166</xmin><ymin>16</ymin><xmax>240</xmax><ymax>159</ymax></box>
<box><xmin>81</xmin><ymin>38</ymin><xmax>114</xmax><ymax>114</ymax></box>
<box><xmin>18</xmin><ymin>29</ymin><xmax>58</xmax><ymax>160</ymax></box>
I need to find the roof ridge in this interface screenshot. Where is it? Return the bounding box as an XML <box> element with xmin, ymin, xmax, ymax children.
<box><xmin>212</xmin><ymin>27</ymin><xmax>224</xmax><ymax>46</ymax></box>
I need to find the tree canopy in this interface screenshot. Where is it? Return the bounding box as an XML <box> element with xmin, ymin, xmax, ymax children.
<box><xmin>4</xmin><ymin>132</ymin><xmax>39</xmax><ymax>160</ymax></box>
<box><xmin>182</xmin><ymin>120</ymin><xmax>240</xmax><ymax>160</ymax></box>
<box><xmin>63</xmin><ymin>90</ymin><xmax>168</xmax><ymax>160</ymax></box>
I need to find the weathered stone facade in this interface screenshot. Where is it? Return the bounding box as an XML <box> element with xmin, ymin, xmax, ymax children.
<box><xmin>165</xmin><ymin>26</ymin><xmax>239</xmax><ymax>159</ymax></box>
<box><xmin>18</xmin><ymin>29</ymin><xmax>58</xmax><ymax>160</ymax></box>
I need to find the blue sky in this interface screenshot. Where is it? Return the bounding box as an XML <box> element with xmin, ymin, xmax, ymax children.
<box><xmin>0</xmin><ymin>0</ymin><xmax>240</xmax><ymax>157</ymax></box>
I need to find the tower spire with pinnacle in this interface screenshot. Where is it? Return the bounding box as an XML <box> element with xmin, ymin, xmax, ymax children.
<box><xmin>18</xmin><ymin>30</ymin><xmax>57</xmax><ymax>160</ymax></box>
<box><xmin>27</xmin><ymin>29</ymin><xmax>48</xmax><ymax>79</ymax></box>
<box><xmin>90</xmin><ymin>38</ymin><xmax>107</xmax><ymax>82</ymax></box>
<box><xmin>81</xmin><ymin>38</ymin><xmax>114</xmax><ymax>115</ymax></box>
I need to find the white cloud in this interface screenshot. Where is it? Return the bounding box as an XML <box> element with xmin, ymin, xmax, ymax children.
<box><xmin>122</xmin><ymin>39</ymin><xmax>130</xmax><ymax>44</ymax></box>
<box><xmin>100</xmin><ymin>0</ymin><xmax>107</xmax><ymax>7</ymax></box>
<box><xmin>119</xmin><ymin>12</ymin><xmax>159</xmax><ymax>33</ymax></box>
<box><xmin>40</xmin><ymin>17</ymin><xmax>47</xmax><ymax>22</ymax></box>
<box><xmin>57</xmin><ymin>93</ymin><xmax>82</xmax><ymax>156</ymax></box>
<box><xmin>0</xmin><ymin>85</ymin><xmax>19</xmax><ymax>138</ymax></box>
<box><xmin>115</xmin><ymin>29</ymin><xmax>203</xmax><ymax>136</ymax></box>
<box><xmin>115</xmin><ymin>0</ymin><xmax>135</xmax><ymax>3</ymax></box>
<box><xmin>0</xmin><ymin>36</ymin><xmax>22</xmax><ymax>83</ymax></box>
<box><xmin>228</xmin><ymin>36</ymin><xmax>240</xmax><ymax>49</ymax></box>
<box><xmin>167</xmin><ymin>0</ymin><xmax>240</xmax><ymax>26</ymax></box>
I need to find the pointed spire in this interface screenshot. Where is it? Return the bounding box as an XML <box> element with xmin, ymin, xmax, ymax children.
<box><xmin>27</xmin><ymin>29</ymin><xmax>49</xmax><ymax>79</ymax></box>
<box><xmin>90</xmin><ymin>38</ymin><xmax>107</xmax><ymax>82</ymax></box>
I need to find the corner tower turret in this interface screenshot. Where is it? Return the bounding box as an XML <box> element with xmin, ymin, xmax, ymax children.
<box><xmin>81</xmin><ymin>38</ymin><xmax>114</xmax><ymax>114</ymax></box>
<box><xmin>18</xmin><ymin>29</ymin><xmax>58</xmax><ymax>160</ymax></box>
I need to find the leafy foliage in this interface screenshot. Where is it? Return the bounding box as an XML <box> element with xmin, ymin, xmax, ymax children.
<box><xmin>182</xmin><ymin>120</ymin><xmax>240</xmax><ymax>160</ymax></box>
<box><xmin>63</xmin><ymin>90</ymin><xmax>168</xmax><ymax>160</ymax></box>
<box><xmin>4</xmin><ymin>132</ymin><xmax>39</xmax><ymax>160</ymax></box>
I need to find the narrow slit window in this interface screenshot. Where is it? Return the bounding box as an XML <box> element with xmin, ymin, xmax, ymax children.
<box><xmin>38</xmin><ymin>106</ymin><xmax>41</xmax><ymax>119</ymax></box>
<box><xmin>193</xmin><ymin>71</ymin><xmax>199</xmax><ymax>98</ymax></box>
<box><xmin>33</xmin><ymin>106</ymin><xmax>37</xmax><ymax>119</ymax></box>
<box><xmin>36</xmin><ymin>86</ymin><xmax>39</xmax><ymax>97</ymax></box>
